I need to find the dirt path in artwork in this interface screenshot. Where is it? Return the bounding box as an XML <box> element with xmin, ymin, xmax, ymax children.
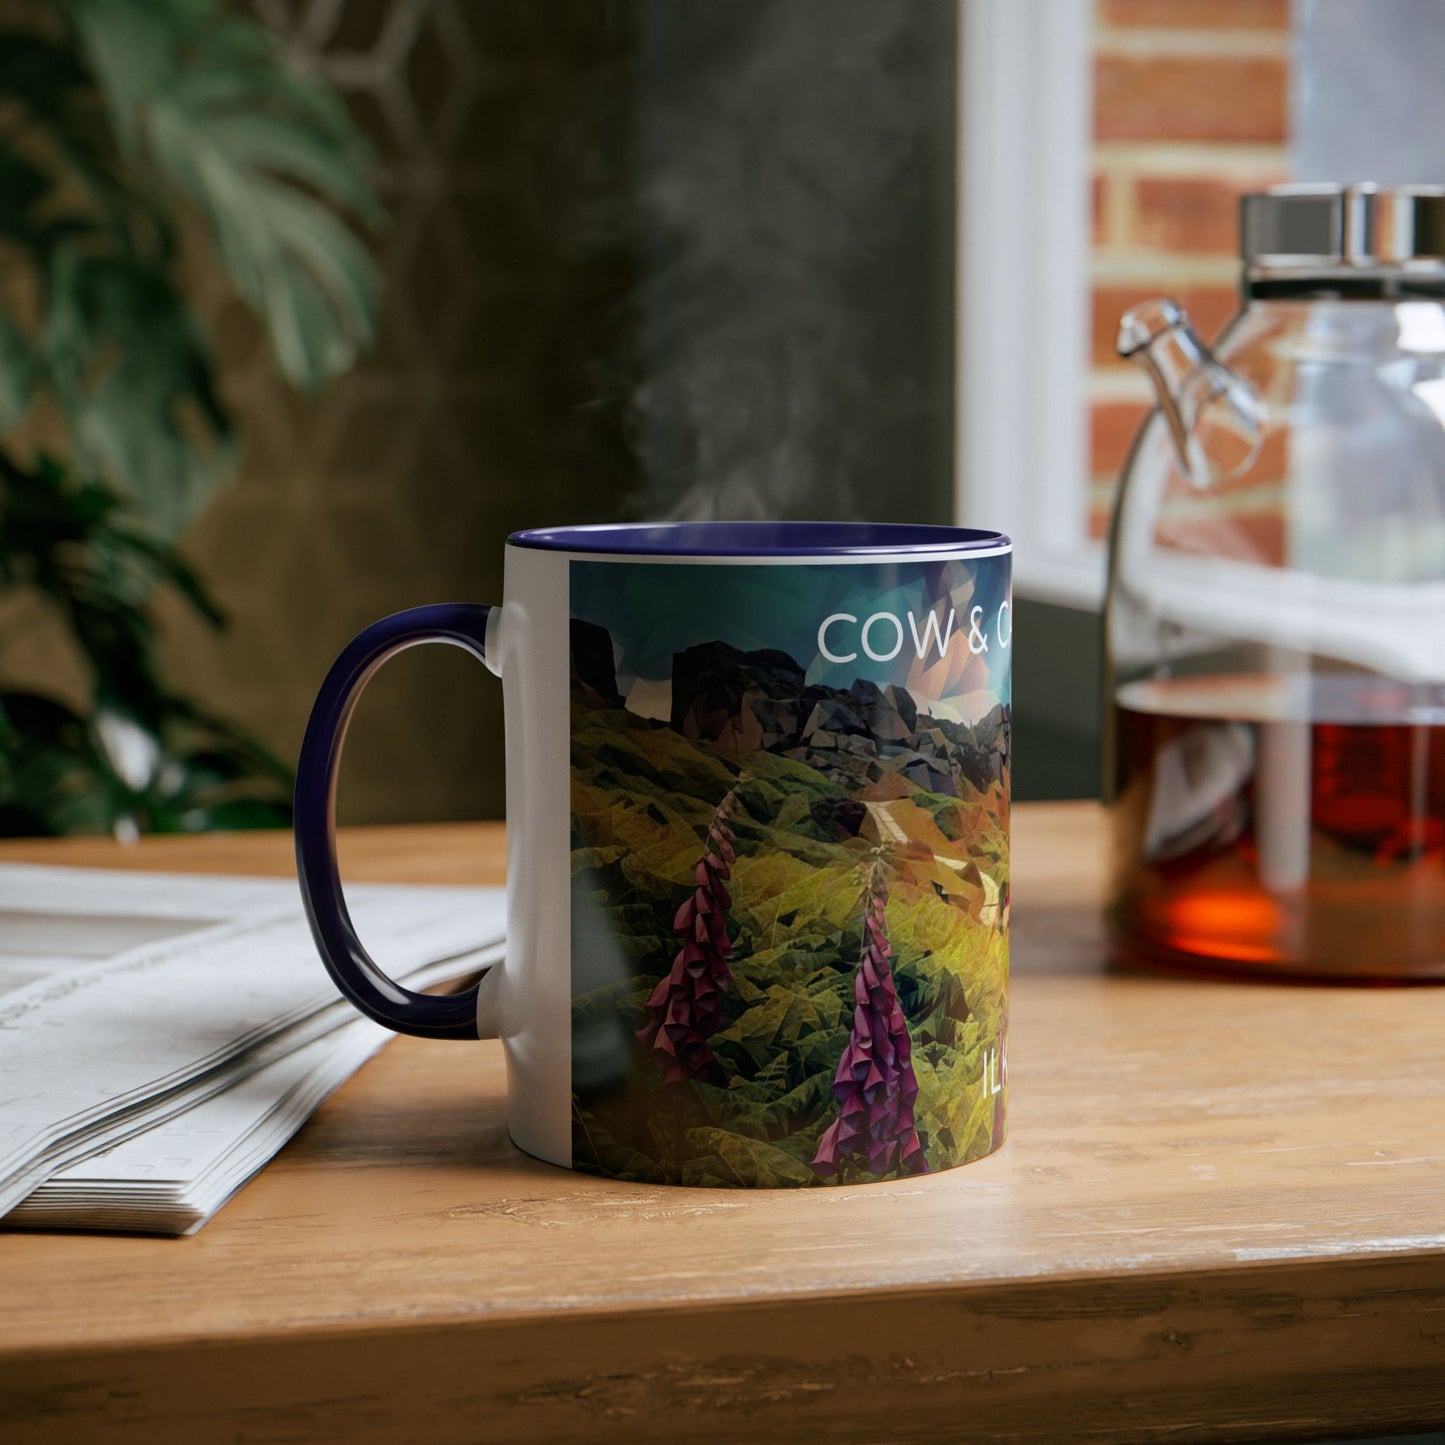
<box><xmin>864</xmin><ymin>801</ymin><xmax>1001</xmax><ymax>926</ymax></box>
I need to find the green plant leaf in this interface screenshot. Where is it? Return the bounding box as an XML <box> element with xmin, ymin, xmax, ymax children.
<box><xmin>64</xmin><ymin>0</ymin><xmax>382</xmax><ymax>392</ymax></box>
<box><xmin>0</xmin><ymin>33</ymin><xmax>89</xmax><ymax>117</ymax></box>
<box><xmin>0</xmin><ymin>2</ymin><xmax>364</xmax><ymax>836</ymax></box>
<box><xmin>38</xmin><ymin>248</ymin><xmax>234</xmax><ymax>536</ymax></box>
<box><xmin>0</xmin><ymin>148</ymin><xmax>51</xmax><ymax>246</ymax></box>
<box><xmin>0</xmin><ymin>453</ymin><xmax>295</xmax><ymax>836</ymax></box>
<box><xmin>0</xmin><ymin>690</ymin><xmax>113</xmax><ymax>836</ymax></box>
<box><xmin>0</xmin><ymin>29</ymin><xmax>161</xmax><ymax>257</ymax></box>
<box><xmin>0</xmin><ymin>316</ymin><xmax>32</xmax><ymax>427</ymax></box>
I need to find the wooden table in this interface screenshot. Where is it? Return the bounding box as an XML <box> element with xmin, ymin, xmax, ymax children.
<box><xmin>2</xmin><ymin>803</ymin><xmax>1443</xmax><ymax>1444</ymax></box>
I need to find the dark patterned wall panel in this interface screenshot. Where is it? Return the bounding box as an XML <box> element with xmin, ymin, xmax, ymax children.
<box><xmin>162</xmin><ymin>0</ymin><xmax>636</xmax><ymax>824</ymax></box>
<box><xmin>153</xmin><ymin>0</ymin><xmax>955</xmax><ymax>826</ymax></box>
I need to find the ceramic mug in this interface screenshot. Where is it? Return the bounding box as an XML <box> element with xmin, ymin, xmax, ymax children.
<box><xmin>296</xmin><ymin>522</ymin><xmax>1012</xmax><ymax>1187</ymax></box>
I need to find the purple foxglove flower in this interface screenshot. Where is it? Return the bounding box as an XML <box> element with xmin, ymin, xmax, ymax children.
<box><xmin>813</xmin><ymin>860</ymin><xmax>928</xmax><ymax>1179</ymax></box>
<box><xmin>638</xmin><ymin>781</ymin><xmax>744</xmax><ymax>1083</ymax></box>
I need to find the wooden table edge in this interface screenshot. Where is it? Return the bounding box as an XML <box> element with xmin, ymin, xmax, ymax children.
<box><xmin>5</xmin><ymin>1250</ymin><xmax>1445</xmax><ymax>1443</ymax></box>
<box><xmin>5</xmin><ymin>1236</ymin><xmax>1445</xmax><ymax>1364</ymax></box>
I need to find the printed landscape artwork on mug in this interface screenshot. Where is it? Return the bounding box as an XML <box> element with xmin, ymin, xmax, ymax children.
<box><xmin>568</xmin><ymin>556</ymin><xmax>1011</xmax><ymax>1186</ymax></box>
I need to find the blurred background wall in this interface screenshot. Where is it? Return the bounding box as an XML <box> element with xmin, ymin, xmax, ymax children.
<box><xmin>6</xmin><ymin>0</ymin><xmax>1441</xmax><ymax>838</ymax></box>
<box><xmin>1019</xmin><ymin>0</ymin><xmax>1290</xmax><ymax>804</ymax></box>
<box><xmin>1034</xmin><ymin>0</ymin><xmax>1445</xmax><ymax>805</ymax></box>
<box><xmin>158</xmin><ymin>0</ymin><xmax>959</xmax><ymax>824</ymax></box>
<box><xmin>10</xmin><ymin>0</ymin><xmax>1331</xmax><ymax>827</ymax></box>
<box><xmin>1293</xmin><ymin>0</ymin><xmax>1445</xmax><ymax>183</ymax></box>
<box><xmin>162</xmin><ymin>1</ymin><xmax>636</xmax><ymax>826</ymax></box>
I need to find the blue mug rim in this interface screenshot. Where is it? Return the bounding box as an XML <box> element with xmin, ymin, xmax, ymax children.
<box><xmin>507</xmin><ymin>521</ymin><xmax>1011</xmax><ymax>557</ymax></box>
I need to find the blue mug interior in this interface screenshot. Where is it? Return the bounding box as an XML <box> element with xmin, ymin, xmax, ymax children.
<box><xmin>508</xmin><ymin>521</ymin><xmax>1010</xmax><ymax>556</ymax></box>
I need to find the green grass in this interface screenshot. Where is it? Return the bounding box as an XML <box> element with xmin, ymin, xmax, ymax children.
<box><xmin>570</xmin><ymin>699</ymin><xmax>1009</xmax><ymax>1187</ymax></box>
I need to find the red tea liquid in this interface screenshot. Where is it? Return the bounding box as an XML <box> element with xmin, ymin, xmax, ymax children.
<box><xmin>1110</xmin><ymin>675</ymin><xmax>1445</xmax><ymax>979</ymax></box>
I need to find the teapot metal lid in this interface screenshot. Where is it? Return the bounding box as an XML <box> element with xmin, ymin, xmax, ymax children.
<box><xmin>1241</xmin><ymin>184</ymin><xmax>1445</xmax><ymax>272</ymax></box>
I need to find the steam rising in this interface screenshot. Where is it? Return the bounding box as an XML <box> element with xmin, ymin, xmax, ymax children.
<box><xmin>618</xmin><ymin>1</ymin><xmax>954</xmax><ymax>522</ymax></box>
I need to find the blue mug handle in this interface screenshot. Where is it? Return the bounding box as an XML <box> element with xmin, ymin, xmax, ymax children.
<box><xmin>295</xmin><ymin>603</ymin><xmax>495</xmax><ymax>1039</ymax></box>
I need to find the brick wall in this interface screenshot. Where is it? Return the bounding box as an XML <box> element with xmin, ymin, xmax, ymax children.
<box><xmin>1088</xmin><ymin>0</ymin><xmax>1290</xmax><ymax>538</ymax></box>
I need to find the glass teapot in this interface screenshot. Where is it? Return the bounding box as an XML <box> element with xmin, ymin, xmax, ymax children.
<box><xmin>1105</xmin><ymin>184</ymin><xmax>1445</xmax><ymax>980</ymax></box>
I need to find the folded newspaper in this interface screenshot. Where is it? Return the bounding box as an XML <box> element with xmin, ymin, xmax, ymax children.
<box><xmin>0</xmin><ymin>864</ymin><xmax>504</xmax><ymax>1235</ymax></box>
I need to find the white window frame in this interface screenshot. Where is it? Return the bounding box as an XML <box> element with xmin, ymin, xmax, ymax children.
<box><xmin>955</xmin><ymin>0</ymin><xmax>1104</xmax><ymax>610</ymax></box>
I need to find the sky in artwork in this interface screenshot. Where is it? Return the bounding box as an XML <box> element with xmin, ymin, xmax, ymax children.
<box><xmin>570</xmin><ymin>557</ymin><xmax>1011</xmax><ymax>724</ymax></box>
